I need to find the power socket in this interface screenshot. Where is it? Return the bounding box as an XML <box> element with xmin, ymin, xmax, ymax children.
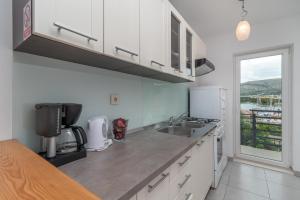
<box><xmin>110</xmin><ymin>94</ymin><xmax>120</xmax><ymax>105</ymax></box>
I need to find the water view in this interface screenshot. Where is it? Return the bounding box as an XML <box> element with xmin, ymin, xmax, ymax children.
<box><xmin>239</xmin><ymin>55</ymin><xmax>283</xmax><ymax>161</ymax></box>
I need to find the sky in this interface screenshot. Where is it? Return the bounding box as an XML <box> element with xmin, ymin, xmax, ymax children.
<box><xmin>240</xmin><ymin>55</ymin><xmax>282</xmax><ymax>83</ymax></box>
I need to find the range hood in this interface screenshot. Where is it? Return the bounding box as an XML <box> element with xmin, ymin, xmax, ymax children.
<box><xmin>195</xmin><ymin>58</ymin><xmax>215</xmax><ymax>77</ymax></box>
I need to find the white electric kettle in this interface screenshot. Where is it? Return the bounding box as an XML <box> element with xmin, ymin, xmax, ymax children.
<box><xmin>86</xmin><ymin>116</ymin><xmax>112</xmax><ymax>151</ymax></box>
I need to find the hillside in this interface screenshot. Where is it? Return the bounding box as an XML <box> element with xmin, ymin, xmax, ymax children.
<box><xmin>241</xmin><ymin>78</ymin><xmax>282</xmax><ymax>96</ymax></box>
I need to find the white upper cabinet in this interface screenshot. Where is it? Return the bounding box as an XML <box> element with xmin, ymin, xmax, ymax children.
<box><xmin>140</xmin><ymin>0</ymin><xmax>166</xmax><ymax>70</ymax></box>
<box><xmin>166</xmin><ymin>3</ymin><xmax>188</xmax><ymax>75</ymax></box>
<box><xmin>33</xmin><ymin>0</ymin><xmax>103</xmax><ymax>52</ymax></box>
<box><xmin>104</xmin><ymin>0</ymin><xmax>140</xmax><ymax>63</ymax></box>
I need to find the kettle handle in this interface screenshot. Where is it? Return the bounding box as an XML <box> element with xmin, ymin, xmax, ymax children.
<box><xmin>72</xmin><ymin>126</ymin><xmax>88</xmax><ymax>149</ymax></box>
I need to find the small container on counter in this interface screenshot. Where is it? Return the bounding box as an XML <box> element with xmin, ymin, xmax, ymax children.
<box><xmin>112</xmin><ymin>118</ymin><xmax>128</xmax><ymax>141</ymax></box>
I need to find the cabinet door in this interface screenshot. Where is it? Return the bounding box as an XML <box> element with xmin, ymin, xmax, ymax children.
<box><xmin>137</xmin><ymin>170</ymin><xmax>170</xmax><ymax>200</ymax></box>
<box><xmin>185</xmin><ymin>29</ymin><xmax>193</xmax><ymax>77</ymax></box>
<box><xmin>33</xmin><ymin>0</ymin><xmax>103</xmax><ymax>52</ymax></box>
<box><xmin>191</xmin><ymin>134</ymin><xmax>214</xmax><ymax>200</ymax></box>
<box><xmin>104</xmin><ymin>0</ymin><xmax>140</xmax><ymax>63</ymax></box>
<box><xmin>166</xmin><ymin>3</ymin><xmax>188</xmax><ymax>76</ymax></box>
<box><xmin>130</xmin><ymin>195</ymin><xmax>137</xmax><ymax>200</ymax></box>
<box><xmin>140</xmin><ymin>0</ymin><xmax>166</xmax><ymax>70</ymax></box>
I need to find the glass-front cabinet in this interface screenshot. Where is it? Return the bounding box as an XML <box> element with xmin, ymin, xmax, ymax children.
<box><xmin>186</xmin><ymin>30</ymin><xmax>193</xmax><ymax>76</ymax></box>
<box><xmin>171</xmin><ymin>14</ymin><xmax>181</xmax><ymax>71</ymax></box>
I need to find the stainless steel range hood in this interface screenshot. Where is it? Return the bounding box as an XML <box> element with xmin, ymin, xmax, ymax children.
<box><xmin>195</xmin><ymin>58</ymin><xmax>215</xmax><ymax>77</ymax></box>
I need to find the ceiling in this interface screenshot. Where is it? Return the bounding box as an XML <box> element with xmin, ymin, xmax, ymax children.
<box><xmin>169</xmin><ymin>0</ymin><xmax>300</xmax><ymax>38</ymax></box>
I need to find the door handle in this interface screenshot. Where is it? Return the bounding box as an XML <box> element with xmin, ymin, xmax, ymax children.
<box><xmin>178</xmin><ymin>174</ymin><xmax>192</xmax><ymax>188</ymax></box>
<box><xmin>151</xmin><ymin>60</ymin><xmax>165</xmax><ymax>67</ymax></box>
<box><xmin>148</xmin><ymin>173</ymin><xmax>169</xmax><ymax>193</ymax></box>
<box><xmin>185</xmin><ymin>193</ymin><xmax>193</xmax><ymax>200</ymax></box>
<box><xmin>115</xmin><ymin>46</ymin><xmax>138</xmax><ymax>57</ymax></box>
<box><xmin>178</xmin><ymin>156</ymin><xmax>191</xmax><ymax>166</ymax></box>
<box><xmin>53</xmin><ymin>22</ymin><xmax>98</xmax><ymax>42</ymax></box>
<box><xmin>196</xmin><ymin>140</ymin><xmax>205</xmax><ymax>147</ymax></box>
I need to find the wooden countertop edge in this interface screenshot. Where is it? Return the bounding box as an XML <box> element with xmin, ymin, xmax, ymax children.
<box><xmin>0</xmin><ymin>139</ymin><xmax>101</xmax><ymax>200</ymax></box>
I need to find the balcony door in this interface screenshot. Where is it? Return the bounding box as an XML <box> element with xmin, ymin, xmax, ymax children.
<box><xmin>234</xmin><ymin>48</ymin><xmax>291</xmax><ymax>167</ymax></box>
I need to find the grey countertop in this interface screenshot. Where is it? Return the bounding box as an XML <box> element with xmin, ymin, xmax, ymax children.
<box><xmin>59</xmin><ymin>125</ymin><xmax>216</xmax><ymax>200</ymax></box>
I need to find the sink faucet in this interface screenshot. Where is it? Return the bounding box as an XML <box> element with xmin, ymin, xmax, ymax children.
<box><xmin>169</xmin><ymin>113</ymin><xmax>188</xmax><ymax>126</ymax></box>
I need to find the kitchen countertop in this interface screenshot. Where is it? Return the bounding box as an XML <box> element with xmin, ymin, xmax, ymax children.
<box><xmin>0</xmin><ymin>140</ymin><xmax>100</xmax><ymax>200</ymax></box>
<box><xmin>59</xmin><ymin>124</ymin><xmax>217</xmax><ymax>200</ymax></box>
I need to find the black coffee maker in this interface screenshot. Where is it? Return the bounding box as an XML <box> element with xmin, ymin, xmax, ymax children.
<box><xmin>35</xmin><ymin>103</ymin><xmax>87</xmax><ymax>166</ymax></box>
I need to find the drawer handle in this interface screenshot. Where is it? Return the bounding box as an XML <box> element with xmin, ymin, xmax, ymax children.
<box><xmin>178</xmin><ymin>174</ymin><xmax>192</xmax><ymax>189</ymax></box>
<box><xmin>196</xmin><ymin>140</ymin><xmax>205</xmax><ymax>147</ymax></box>
<box><xmin>151</xmin><ymin>60</ymin><xmax>165</xmax><ymax>67</ymax></box>
<box><xmin>148</xmin><ymin>173</ymin><xmax>169</xmax><ymax>193</ymax></box>
<box><xmin>115</xmin><ymin>46</ymin><xmax>138</xmax><ymax>57</ymax></box>
<box><xmin>178</xmin><ymin>156</ymin><xmax>191</xmax><ymax>166</ymax></box>
<box><xmin>53</xmin><ymin>22</ymin><xmax>98</xmax><ymax>42</ymax></box>
<box><xmin>185</xmin><ymin>193</ymin><xmax>193</xmax><ymax>200</ymax></box>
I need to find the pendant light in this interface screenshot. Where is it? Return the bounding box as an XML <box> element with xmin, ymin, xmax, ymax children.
<box><xmin>236</xmin><ymin>0</ymin><xmax>251</xmax><ymax>41</ymax></box>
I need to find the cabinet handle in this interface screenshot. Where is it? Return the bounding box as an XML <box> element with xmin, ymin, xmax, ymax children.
<box><xmin>148</xmin><ymin>173</ymin><xmax>169</xmax><ymax>193</ymax></box>
<box><xmin>151</xmin><ymin>60</ymin><xmax>165</xmax><ymax>67</ymax></box>
<box><xmin>178</xmin><ymin>156</ymin><xmax>191</xmax><ymax>166</ymax></box>
<box><xmin>178</xmin><ymin>174</ymin><xmax>192</xmax><ymax>189</ymax></box>
<box><xmin>115</xmin><ymin>46</ymin><xmax>138</xmax><ymax>57</ymax></box>
<box><xmin>53</xmin><ymin>22</ymin><xmax>98</xmax><ymax>42</ymax></box>
<box><xmin>185</xmin><ymin>193</ymin><xmax>193</xmax><ymax>200</ymax></box>
<box><xmin>196</xmin><ymin>140</ymin><xmax>205</xmax><ymax>147</ymax></box>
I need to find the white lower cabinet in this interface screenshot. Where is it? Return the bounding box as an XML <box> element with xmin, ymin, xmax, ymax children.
<box><xmin>136</xmin><ymin>132</ymin><xmax>214</xmax><ymax>200</ymax></box>
<box><xmin>137</xmin><ymin>169</ymin><xmax>170</xmax><ymax>200</ymax></box>
<box><xmin>130</xmin><ymin>195</ymin><xmax>137</xmax><ymax>200</ymax></box>
<box><xmin>191</xmin><ymin>134</ymin><xmax>214</xmax><ymax>200</ymax></box>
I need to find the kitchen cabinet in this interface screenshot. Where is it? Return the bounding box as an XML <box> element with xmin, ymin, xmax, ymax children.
<box><xmin>166</xmin><ymin>2</ymin><xmax>197</xmax><ymax>78</ymax></box>
<box><xmin>136</xmin><ymin>132</ymin><xmax>214</xmax><ymax>200</ymax></box>
<box><xmin>137</xmin><ymin>169</ymin><xmax>170</xmax><ymax>200</ymax></box>
<box><xmin>186</xmin><ymin>30</ymin><xmax>193</xmax><ymax>76</ymax></box>
<box><xmin>191</xmin><ymin>133</ymin><xmax>214</xmax><ymax>200</ymax></box>
<box><xmin>33</xmin><ymin>0</ymin><xmax>103</xmax><ymax>52</ymax></box>
<box><xmin>14</xmin><ymin>0</ymin><xmax>204</xmax><ymax>82</ymax></box>
<box><xmin>130</xmin><ymin>195</ymin><xmax>137</xmax><ymax>200</ymax></box>
<box><xmin>104</xmin><ymin>0</ymin><xmax>140</xmax><ymax>63</ymax></box>
<box><xmin>169</xmin><ymin>149</ymin><xmax>193</xmax><ymax>200</ymax></box>
<box><xmin>140</xmin><ymin>0</ymin><xmax>166</xmax><ymax>70</ymax></box>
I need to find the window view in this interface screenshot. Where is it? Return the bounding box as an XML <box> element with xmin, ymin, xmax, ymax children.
<box><xmin>240</xmin><ymin>55</ymin><xmax>282</xmax><ymax>161</ymax></box>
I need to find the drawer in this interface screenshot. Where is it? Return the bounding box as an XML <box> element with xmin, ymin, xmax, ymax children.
<box><xmin>170</xmin><ymin>149</ymin><xmax>193</xmax><ymax>177</ymax></box>
<box><xmin>174</xmin><ymin>174</ymin><xmax>194</xmax><ymax>200</ymax></box>
<box><xmin>137</xmin><ymin>168</ymin><xmax>170</xmax><ymax>200</ymax></box>
<box><xmin>169</xmin><ymin>149</ymin><xmax>193</xmax><ymax>200</ymax></box>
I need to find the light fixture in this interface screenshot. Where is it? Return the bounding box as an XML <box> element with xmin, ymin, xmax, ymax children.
<box><xmin>236</xmin><ymin>0</ymin><xmax>251</xmax><ymax>41</ymax></box>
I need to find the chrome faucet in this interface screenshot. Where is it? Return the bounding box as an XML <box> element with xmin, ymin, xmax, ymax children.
<box><xmin>168</xmin><ymin>113</ymin><xmax>188</xmax><ymax>126</ymax></box>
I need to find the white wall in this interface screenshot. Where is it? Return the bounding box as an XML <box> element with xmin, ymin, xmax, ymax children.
<box><xmin>0</xmin><ymin>0</ymin><xmax>13</xmax><ymax>140</ymax></box>
<box><xmin>0</xmin><ymin>0</ymin><xmax>188</xmax><ymax>151</ymax></box>
<box><xmin>196</xmin><ymin>14</ymin><xmax>300</xmax><ymax>171</ymax></box>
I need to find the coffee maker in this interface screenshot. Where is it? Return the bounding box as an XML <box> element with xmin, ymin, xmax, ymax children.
<box><xmin>35</xmin><ymin>103</ymin><xmax>87</xmax><ymax>166</ymax></box>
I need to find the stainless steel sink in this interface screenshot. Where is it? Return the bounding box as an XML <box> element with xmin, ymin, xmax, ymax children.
<box><xmin>157</xmin><ymin>121</ymin><xmax>207</xmax><ymax>138</ymax></box>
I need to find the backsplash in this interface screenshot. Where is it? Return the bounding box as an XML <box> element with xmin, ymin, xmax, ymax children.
<box><xmin>12</xmin><ymin>53</ymin><xmax>188</xmax><ymax>151</ymax></box>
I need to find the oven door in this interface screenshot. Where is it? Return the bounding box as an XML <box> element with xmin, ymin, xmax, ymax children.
<box><xmin>213</xmin><ymin>128</ymin><xmax>227</xmax><ymax>188</ymax></box>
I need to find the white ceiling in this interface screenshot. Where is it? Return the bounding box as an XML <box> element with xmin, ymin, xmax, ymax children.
<box><xmin>169</xmin><ymin>0</ymin><xmax>300</xmax><ymax>38</ymax></box>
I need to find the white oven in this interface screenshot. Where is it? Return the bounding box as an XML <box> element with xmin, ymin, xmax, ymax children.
<box><xmin>212</xmin><ymin>124</ymin><xmax>227</xmax><ymax>188</ymax></box>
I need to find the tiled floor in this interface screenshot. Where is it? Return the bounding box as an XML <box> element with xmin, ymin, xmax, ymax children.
<box><xmin>206</xmin><ymin>161</ymin><xmax>300</xmax><ymax>200</ymax></box>
<box><xmin>241</xmin><ymin>145</ymin><xmax>282</xmax><ymax>161</ymax></box>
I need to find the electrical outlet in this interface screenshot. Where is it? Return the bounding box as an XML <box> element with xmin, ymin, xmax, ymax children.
<box><xmin>110</xmin><ymin>94</ymin><xmax>120</xmax><ymax>105</ymax></box>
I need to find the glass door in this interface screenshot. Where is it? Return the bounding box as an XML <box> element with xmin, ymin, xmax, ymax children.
<box><xmin>235</xmin><ymin>48</ymin><xmax>291</xmax><ymax>167</ymax></box>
